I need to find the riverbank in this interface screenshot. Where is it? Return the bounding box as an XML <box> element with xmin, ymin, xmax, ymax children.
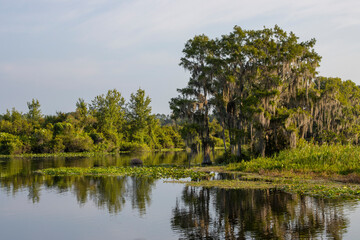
<box><xmin>0</xmin><ymin>151</ymin><xmax>116</xmax><ymax>159</ymax></box>
<box><xmin>0</xmin><ymin>148</ymin><xmax>186</xmax><ymax>159</ymax></box>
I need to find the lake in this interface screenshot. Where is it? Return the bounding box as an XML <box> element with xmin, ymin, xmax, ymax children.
<box><xmin>1</xmin><ymin>152</ymin><xmax>360</xmax><ymax>239</ymax></box>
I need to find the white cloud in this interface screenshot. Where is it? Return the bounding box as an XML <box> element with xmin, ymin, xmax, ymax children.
<box><xmin>64</xmin><ymin>0</ymin><xmax>359</xmax><ymax>50</ymax></box>
<box><xmin>73</xmin><ymin>0</ymin><xmax>278</xmax><ymax>48</ymax></box>
<box><xmin>2</xmin><ymin>0</ymin><xmax>359</xmax><ymax>45</ymax></box>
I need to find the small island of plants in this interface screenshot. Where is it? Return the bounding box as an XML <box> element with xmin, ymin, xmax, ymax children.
<box><xmin>37</xmin><ymin>166</ymin><xmax>214</xmax><ymax>181</ymax></box>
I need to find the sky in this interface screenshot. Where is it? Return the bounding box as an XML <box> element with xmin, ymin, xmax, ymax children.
<box><xmin>1</xmin><ymin>0</ymin><xmax>360</xmax><ymax>115</ymax></box>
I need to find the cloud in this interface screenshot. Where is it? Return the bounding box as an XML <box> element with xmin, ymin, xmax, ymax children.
<box><xmin>0</xmin><ymin>59</ymin><xmax>101</xmax><ymax>88</ymax></box>
<box><xmin>63</xmin><ymin>0</ymin><xmax>358</xmax><ymax>50</ymax></box>
<box><xmin>1</xmin><ymin>0</ymin><xmax>360</xmax><ymax>114</ymax></box>
<box><xmin>286</xmin><ymin>0</ymin><xmax>360</xmax><ymax>28</ymax></box>
<box><xmin>73</xmin><ymin>0</ymin><xmax>278</xmax><ymax>49</ymax></box>
<box><xmin>2</xmin><ymin>0</ymin><xmax>359</xmax><ymax>46</ymax></box>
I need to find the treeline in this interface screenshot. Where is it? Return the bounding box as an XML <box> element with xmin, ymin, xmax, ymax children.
<box><xmin>170</xmin><ymin>25</ymin><xmax>360</xmax><ymax>163</ymax></box>
<box><xmin>0</xmin><ymin>89</ymin><xmax>190</xmax><ymax>155</ymax></box>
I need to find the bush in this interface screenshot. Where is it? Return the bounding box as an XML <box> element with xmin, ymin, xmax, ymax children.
<box><xmin>49</xmin><ymin>137</ymin><xmax>65</xmax><ymax>153</ymax></box>
<box><xmin>59</xmin><ymin>133</ymin><xmax>94</xmax><ymax>152</ymax></box>
<box><xmin>120</xmin><ymin>142</ymin><xmax>150</xmax><ymax>152</ymax></box>
<box><xmin>89</xmin><ymin>132</ymin><xmax>105</xmax><ymax>144</ymax></box>
<box><xmin>0</xmin><ymin>132</ymin><xmax>24</xmax><ymax>154</ymax></box>
<box><xmin>31</xmin><ymin>128</ymin><xmax>53</xmax><ymax>153</ymax></box>
<box><xmin>92</xmin><ymin>139</ymin><xmax>117</xmax><ymax>152</ymax></box>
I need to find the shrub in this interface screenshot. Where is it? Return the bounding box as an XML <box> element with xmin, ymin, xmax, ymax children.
<box><xmin>0</xmin><ymin>132</ymin><xmax>24</xmax><ymax>154</ymax></box>
<box><xmin>120</xmin><ymin>142</ymin><xmax>150</xmax><ymax>152</ymax></box>
<box><xmin>49</xmin><ymin>137</ymin><xmax>65</xmax><ymax>153</ymax></box>
<box><xmin>59</xmin><ymin>132</ymin><xmax>94</xmax><ymax>152</ymax></box>
<box><xmin>31</xmin><ymin>128</ymin><xmax>53</xmax><ymax>153</ymax></box>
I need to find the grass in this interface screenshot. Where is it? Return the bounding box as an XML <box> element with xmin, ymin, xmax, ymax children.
<box><xmin>227</xmin><ymin>141</ymin><xmax>360</xmax><ymax>175</ymax></box>
<box><xmin>36</xmin><ymin>166</ymin><xmax>214</xmax><ymax>180</ymax></box>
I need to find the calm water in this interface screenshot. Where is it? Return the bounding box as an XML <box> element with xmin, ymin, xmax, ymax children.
<box><xmin>1</xmin><ymin>152</ymin><xmax>360</xmax><ymax>240</ymax></box>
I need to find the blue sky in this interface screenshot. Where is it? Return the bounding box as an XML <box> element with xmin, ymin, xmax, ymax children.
<box><xmin>1</xmin><ymin>0</ymin><xmax>360</xmax><ymax>115</ymax></box>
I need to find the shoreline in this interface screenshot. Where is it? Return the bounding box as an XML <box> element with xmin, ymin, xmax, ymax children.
<box><xmin>0</xmin><ymin>148</ymin><xmax>188</xmax><ymax>159</ymax></box>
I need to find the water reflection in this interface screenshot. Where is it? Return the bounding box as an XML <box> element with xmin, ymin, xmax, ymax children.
<box><xmin>1</xmin><ymin>173</ymin><xmax>156</xmax><ymax>214</ymax></box>
<box><xmin>0</xmin><ymin>151</ymin><xmax>215</xmax><ymax>206</ymax></box>
<box><xmin>171</xmin><ymin>187</ymin><xmax>354</xmax><ymax>239</ymax></box>
<box><xmin>0</xmin><ymin>153</ymin><xmax>359</xmax><ymax>239</ymax></box>
<box><xmin>0</xmin><ymin>151</ymin><xmax>213</xmax><ymax>214</ymax></box>
<box><xmin>0</xmin><ymin>151</ymin><xmax>218</xmax><ymax>178</ymax></box>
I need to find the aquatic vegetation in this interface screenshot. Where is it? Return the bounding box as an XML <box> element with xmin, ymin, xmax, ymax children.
<box><xmin>227</xmin><ymin>142</ymin><xmax>360</xmax><ymax>175</ymax></box>
<box><xmin>185</xmin><ymin>179</ymin><xmax>276</xmax><ymax>190</ymax></box>
<box><xmin>37</xmin><ymin>166</ymin><xmax>214</xmax><ymax>180</ymax></box>
<box><xmin>182</xmin><ymin>176</ymin><xmax>360</xmax><ymax>199</ymax></box>
<box><xmin>279</xmin><ymin>182</ymin><xmax>360</xmax><ymax>199</ymax></box>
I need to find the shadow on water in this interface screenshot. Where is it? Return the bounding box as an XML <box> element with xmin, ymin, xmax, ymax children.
<box><xmin>0</xmin><ymin>152</ymin><xmax>359</xmax><ymax>239</ymax></box>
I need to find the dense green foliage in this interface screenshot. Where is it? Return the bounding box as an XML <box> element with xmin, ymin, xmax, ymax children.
<box><xmin>227</xmin><ymin>141</ymin><xmax>360</xmax><ymax>175</ymax></box>
<box><xmin>0</xmin><ymin>89</ymin><xmax>186</xmax><ymax>154</ymax></box>
<box><xmin>171</xmin><ymin>25</ymin><xmax>360</xmax><ymax>163</ymax></box>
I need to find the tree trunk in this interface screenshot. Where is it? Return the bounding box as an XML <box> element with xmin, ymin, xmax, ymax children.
<box><xmin>202</xmin><ymin>90</ymin><xmax>212</xmax><ymax>165</ymax></box>
<box><xmin>290</xmin><ymin>131</ymin><xmax>297</xmax><ymax>148</ymax></box>
<box><xmin>237</xmin><ymin>113</ymin><xmax>242</xmax><ymax>158</ymax></box>
<box><xmin>221</xmin><ymin>120</ymin><xmax>227</xmax><ymax>151</ymax></box>
<box><xmin>202</xmin><ymin>143</ymin><xmax>212</xmax><ymax>165</ymax></box>
<box><xmin>260</xmin><ymin>138</ymin><xmax>266</xmax><ymax>158</ymax></box>
<box><xmin>258</xmin><ymin>129</ymin><xmax>266</xmax><ymax>158</ymax></box>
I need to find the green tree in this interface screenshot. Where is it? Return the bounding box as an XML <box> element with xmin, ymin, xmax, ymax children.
<box><xmin>171</xmin><ymin>35</ymin><xmax>216</xmax><ymax>164</ymax></box>
<box><xmin>26</xmin><ymin>99</ymin><xmax>42</xmax><ymax>122</ymax></box>
<box><xmin>127</xmin><ymin>88</ymin><xmax>156</xmax><ymax>146</ymax></box>
<box><xmin>90</xmin><ymin>89</ymin><xmax>126</xmax><ymax>148</ymax></box>
<box><xmin>75</xmin><ymin>98</ymin><xmax>95</xmax><ymax>132</ymax></box>
<box><xmin>173</xmin><ymin>25</ymin><xmax>322</xmax><ymax>159</ymax></box>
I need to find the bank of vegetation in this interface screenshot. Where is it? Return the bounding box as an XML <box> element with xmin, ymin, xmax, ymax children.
<box><xmin>227</xmin><ymin>141</ymin><xmax>360</xmax><ymax>176</ymax></box>
<box><xmin>0</xmin><ymin>89</ymin><xmax>225</xmax><ymax>156</ymax></box>
<box><xmin>0</xmin><ymin>89</ymin><xmax>183</xmax><ymax>154</ymax></box>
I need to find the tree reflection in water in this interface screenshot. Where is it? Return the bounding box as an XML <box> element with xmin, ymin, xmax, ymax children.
<box><xmin>1</xmin><ymin>173</ymin><xmax>156</xmax><ymax>214</ymax></box>
<box><xmin>171</xmin><ymin>186</ymin><xmax>351</xmax><ymax>240</ymax></box>
<box><xmin>0</xmin><ymin>152</ymin><xmax>217</xmax><ymax>209</ymax></box>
